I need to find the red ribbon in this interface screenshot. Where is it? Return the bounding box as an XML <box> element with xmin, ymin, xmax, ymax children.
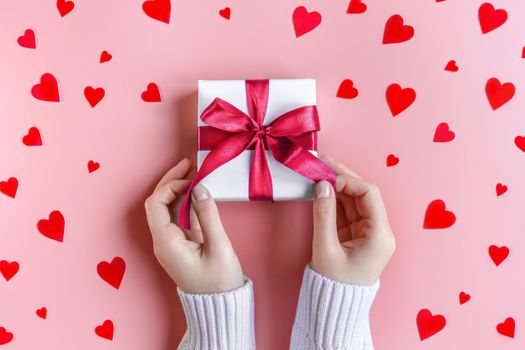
<box><xmin>178</xmin><ymin>79</ymin><xmax>336</xmax><ymax>230</ymax></box>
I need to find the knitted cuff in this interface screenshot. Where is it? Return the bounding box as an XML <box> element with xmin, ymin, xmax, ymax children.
<box><xmin>290</xmin><ymin>265</ymin><xmax>380</xmax><ymax>350</ymax></box>
<box><xmin>177</xmin><ymin>277</ymin><xmax>255</xmax><ymax>350</ymax></box>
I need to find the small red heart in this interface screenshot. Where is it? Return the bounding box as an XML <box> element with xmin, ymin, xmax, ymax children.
<box><xmin>386</xmin><ymin>83</ymin><xmax>416</xmax><ymax>117</ymax></box>
<box><xmin>496</xmin><ymin>183</ymin><xmax>508</xmax><ymax>196</ymax></box>
<box><xmin>416</xmin><ymin>309</ymin><xmax>446</xmax><ymax>341</ymax></box>
<box><xmin>478</xmin><ymin>3</ymin><xmax>507</xmax><ymax>34</ymax></box>
<box><xmin>336</xmin><ymin>79</ymin><xmax>358</xmax><ymax>99</ymax></box>
<box><xmin>31</xmin><ymin>73</ymin><xmax>60</xmax><ymax>102</ymax></box>
<box><xmin>497</xmin><ymin>317</ymin><xmax>515</xmax><ymax>338</ymax></box>
<box><xmin>423</xmin><ymin>199</ymin><xmax>456</xmax><ymax>229</ymax></box>
<box><xmin>444</xmin><ymin>60</ymin><xmax>458</xmax><ymax>72</ymax></box>
<box><xmin>143</xmin><ymin>0</ymin><xmax>171</xmax><ymax>24</ymax></box>
<box><xmin>386</xmin><ymin>154</ymin><xmax>399</xmax><ymax>167</ymax></box>
<box><xmin>347</xmin><ymin>0</ymin><xmax>367</xmax><ymax>14</ymax></box>
<box><xmin>0</xmin><ymin>177</ymin><xmax>18</xmax><ymax>198</ymax></box>
<box><xmin>0</xmin><ymin>327</ymin><xmax>13</xmax><ymax>345</ymax></box>
<box><xmin>433</xmin><ymin>122</ymin><xmax>455</xmax><ymax>142</ymax></box>
<box><xmin>36</xmin><ymin>307</ymin><xmax>47</xmax><ymax>319</ymax></box>
<box><xmin>87</xmin><ymin>160</ymin><xmax>100</xmax><ymax>173</ymax></box>
<box><xmin>17</xmin><ymin>29</ymin><xmax>36</xmax><ymax>49</ymax></box>
<box><xmin>95</xmin><ymin>320</ymin><xmax>114</xmax><ymax>340</ymax></box>
<box><xmin>57</xmin><ymin>0</ymin><xmax>75</xmax><ymax>17</ymax></box>
<box><xmin>515</xmin><ymin>136</ymin><xmax>525</xmax><ymax>153</ymax></box>
<box><xmin>485</xmin><ymin>78</ymin><xmax>515</xmax><ymax>110</ymax></box>
<box><xmin>383</xmin><ymin>14</ymin><xmax>414</xmax><ymax>44</ymax></box>
<box><xmin>0</xmin><ymin>261</ymin><xmax>19</xmax><ymax>282</ymax></box>
<box><xmin>37</xmin><ymin>210</ymin><xmax>65</xmax><ymax>242</ymax></box>
<box><xmin>84</xmin><ymin>86</ymin><xmax>105</xmax><ymax>108</ymax></box>
<box><xmin>489</xmin><ymin>245</ymin><xmax>509</xmax><ymax>266</ymax></box>
<box><xmin>219</xmin><ymin>7</ymin><xmax>231</xmax><ymax>20</ymax></box>
<box><xmin>97</xmin><ymin>257</ymin><xmax>126</xmax><ymax>289</ymax></box>
<box><xmin>459</xmin><ymin>292</ymin><xmax>470</xmax><ymax>304</ymax></box>
<box><xmin>522</xmin><ymin>46</ymin><xmax>525</xmax><ymax>59</ymax></box>
<box><xmin>292</xmin><ymin>6</ymin><xmax>322</xmax><ymax>38</ymax></box>
<box><xmin>99</xmin><ymin>50</ymin><xmax>112</xmax><ymax>63</ymax></box>
<box><xmin>436</xmin><ymin>0</ymin><xmax>446</xmax><ymax>2</ymax></box>
<box><xmin>141</xmin><ymin>83</ymin><xmax>161</xmax><ymax>102</ymax></box>
<box><xmin>22</xmin><ymin>127</ymin><xmax>43</xmax><ymax>146</ymax></box>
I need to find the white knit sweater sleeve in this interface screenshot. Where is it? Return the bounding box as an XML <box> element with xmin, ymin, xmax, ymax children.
<box><xmin>176</xmin><ymin>277</ymin><xmax>256</xmax><ymax>350</ymax></box>
<box><xmin>289</xmin><ymin>265</ymin><xmax>380</xmax><ymax>350</ymax></box>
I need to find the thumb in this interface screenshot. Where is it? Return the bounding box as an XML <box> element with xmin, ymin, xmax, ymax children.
<box><xmin>191</xmin><ymin>183</ymin><xmax>230</xmax><ymax>248</ymax></box>
<box><xmin>313</xmin><ymin>180</ymin><xmax>339</xmax><ymax>250</ymax></box>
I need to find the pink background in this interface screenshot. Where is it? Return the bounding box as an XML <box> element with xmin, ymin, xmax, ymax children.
<box><xmin>1</xmin><ymin>0</ymin><xmax>524</xmax><ymax>349</ymax></box>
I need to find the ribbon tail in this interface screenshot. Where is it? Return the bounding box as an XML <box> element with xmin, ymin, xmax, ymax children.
<box><xmin>249</xmin><ymin>138</ymin><xmax>273</xmax><ymax>201</ymax></box>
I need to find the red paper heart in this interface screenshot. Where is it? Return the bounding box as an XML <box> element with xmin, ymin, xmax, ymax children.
<box><xmin>97</xmin><ymin>257</ymin><xmax>126</xmax><ymax>289</ymax></box>
<box><xmin>444</xmin><ymin>60</ymin><xmax>458</xmax><ymax>72</ymax></box>
<box><xmin>459</xmin><ymin>292</ymin><xmax>470</xmax><ymax>305</ymax></box>
<box><xmin>36</xmin><ymin>307</ymin><xmax>47</xmax><ymax>319</ymax></box>
<box><xmin>293</xmin><ymin>6</ymin><xmax>322</xmax><ymax>38</ymax></box>
<box><xmin>0</xmin><ymin>177</ymin><xmax>18</xmax><ymax>198</ymax></box>
<box><xmin>496</xmin><ymin>183</ymin><xmax>508</xmax><ymax>196</ymax></box>
<box><xmin>386</xmin><ymin>83</ymin><xmax>416</xmax><ymax>117</ymax></box>
<box><xmin>31</xmin><ymin>73</ymin><xmax>60</xmax><ymax>102</ymax></box>
<box><xmin>22</xmin><ymin>127</ymin><xmax>43</xmax><ymax>146</ymax></box>
<box><xmin>433</xmin><ymin>122</ymin><xmax>455</xmax><ymax>142</ymax></box>
<box><xmin>336</xmin><ymin>79</ymin><xmax>358</xmax><ymax>99</ymax></box>
<box><xmin>141</xmin><ymin>83</ymin><xmax>161</xmax><ymax>102</ymax></box>
<box><xmin>478</xmin><ymin>3</ymin><xmax>507</xmax><ymax>34</ymax></box>
<box><xmin>84</xmin><ymin>86</ymin><xmax>105</xmax><ymax>108</ymax></box>
<box><xmin>347</xmin><ymin>0</ymin><xmax>367</xmax><ymax>14</ymax></box>
<box><xmin>0</xmin><ymin>261</ymin><xmax>19</xmax><ymax>282</ymax></box>
<box><xmin>99</xmin><ymin>50</ymin><xmax>112</xmax><ymax>63</ymax></box>
<box><xmin>485</xmin><ymin>78</ymin><xmax>515</xmax><ymax>110</ymax></box>
<box><xmin>0</xmin><ymin>327</ymin><xmax>13</xmax><ymax>345</ymax></box>
<box><xmin>95</xmin><ymin>320</ymin><xmax>114</xmax><ymax>340</ymax></box>
<box><xmin>497</xmin><ymin>317</ymin><xmax>515</xmax><ymax>338</ymax></box>
<box><xmin>383</xmin><ymin>14</ymin><xmax>414</xmax><ymax>44</ymax></box>
<box><xmin>416</xmin><ymin>309</ymin><xmax>446</xmax><ymax>341</ymax></box>
<box><xmin>219</xmin><ymin>7</ymin><xmax>231</xmax><ymax>20</ymax></box>
<box><xmin>489</xmin><ymin>245</ymin><xmax>509</xmax><ymax>266</ymax></box>
<box><xmin>87</xmin><ymin>160</ymin><xmax>100</xmax><ymax>173</ymax></box>
<box><xmin>142</xmin><ymin>0</ymin><xmax>171</xmax><ymax>24</ymax></box>
<box><xmin>17</xmin><ymin>29</ymin><xmax>36</xmax><ymax>49</ymax></box>
<box><xmin>57</xmin><ymin>0</ymin><xmax>75</xmax><ymax>17</ymax></box>
<box><xmin>423</xmin><ymin>199</ymin><xmax>456</xmax><ymax>229</ymax></box>
<box><xmin>522</xmin><ymin>46</ymin><xmax>525</xmax><ymax>59</ymax></box>
<box><xmin>37</xmin><ymin>210</ymin><xmax>65</xmax><ymax>242</ymax></box>
<box><xmin>515</xmin><ymin>136</ymin><xmax>525</xmax><ymax>153</ymax></box>
<box><xmin>386</xmin><ymin>154</ymin><xmax>399</xmax><ymax>167</ymax></box>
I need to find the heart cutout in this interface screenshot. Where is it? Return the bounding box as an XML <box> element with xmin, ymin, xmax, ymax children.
<box><xmin>497</xmin><ymin>317</ymin><xmax>515</xmax><ymax>338</ymax></box>
<box><xmin>386</xmin><ymin>154</ymin><xmax>399</xmax><ymax>167</ymax></box>
<box><xmin>0</xmin><ymin>261</ymin><xmax>19</xmax><ymax>282</ymax></box>
<box><xmin>293</xmin><ymin>6</ymin><xmax>322</xmax><ymax>38</ymax></box>
<box><xmin>97</xmin><ymin>257</ymin><xmax>126</xmax><ymax>289</ymax></box>
<box><xmin>0</xmin><ymin>177</ymin><xmax>18</xmax><ymax>198</ymax></box>
<box><xmin>36</xmin><ymin>307</ymin><xmax>47</xmax><ymax>319</ymax></box>
<box><xmin>459</xmin><ymin>292</ymin><xmax>470</xmax><ymax>304</ymax></box>
<box><xmin>17</xmin><ymin>29</ymin><xmax>36</xmax><ymax>49</ymax></box>
<box><xmin>84</xmin><ymin>86</ymin><xmax>105</xmax><ymax>108</ymax></box>
<box><xmin>347</xmin><ymin>0</ymin><xmax>367</xmax><ymax>14</ymax></box>
<box><xmin>423</xmin><ymin>199</ymin><xmax>456</xmax><ymax>229</ymax></box>
<box><xmin>515</xmin><ymin>136</ymin><xmax>525</xmax><ymax>153</ymax></box>
<box><xmin>87</xmin><ymin>160</ymin><xmax>100</xmax><ymax>173</ymax></box>
<box><xmin>496</xmin><ymin>183</ymin><xmax>508</xmax><ymax>196</ymax></box>
<box><xmin>416</xmin><ymin>309</ymin><xmax>446</xmax><ymax>341</ymax></box>
<box><xmin>100</xmin><ymin>50</ymin><xmax>112</xmax><ymax>63</ymax></box>
<box><xmin>485</xmin><ymin>78</ymin><xmax>515</xmax><ymax>110</ymax></box>
<box><xmin>31</xmin><ymin>73</ymin><xmax>60</xmax><ymax>102</ymax></box>
<box><xmin>219</xmin><ymin>7</ymin><xmax>231</xmax><ymax>20</ymax></box>
<box><xmin>444</xmin><ymin>60</ymin><xmax>458</xmax><ymax>72</ymax></box>
<box><xmin>95</xmin><ymin>320</ymin><xmax>114</xmax><ymax>340</ymax></box>
<box><xmin>22</xmin><ymin>127</ymin><xmax>43</xmax><ymax>146</ymax></box>
<box><xmin>0</xmin><ymin>327</ymin><xmax>13</xmax><ymax>345</ymax></box>
<box><xmin>478</xmin><ymin>3</ymin><xmax>507</xmax><ymax>34</ymax></box>
<box><xmin>489</xmin><ymin>245</ymin><xmax>509</xmax><ymax>266</ymax></box>
<box><xmin>433</xmin><ymin>122</ymin><xmax>455</xmax><ymax>142</ymax></box>
<box><xmin>336</xmin><ymin>79</ymin><xmax>358</xmax><ymax>99</ymax></box>
<box><xmin>143</xmin><ymin>0</ymin><xmax>171</xmax><ymax>24</ymax></box>
<box><xmin>141</xmin><ymin>83</ymin><xmax>161</xmax><ymax>102</ymax></box>
<box><xmin>386</xmin><ymin>83</ymin><xmax>416</xmax><ymax>116</ymax></box>
<box><xmin>57</xmin><ymin>0</ymin><xmax>75</xmax><ymax>17</ymax></box>
<box><xmin>37</xmin><ymin>210</ymin><xmax>65</xmax><ymax>242</ymax></box>
<box><xmin>383</xmin><ymin>14</ymin><xmax>414</xmax><ymax>44</ymax></box>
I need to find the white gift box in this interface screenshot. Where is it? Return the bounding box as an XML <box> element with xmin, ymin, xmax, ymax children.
<box><xmin>197</xmin><ymin>79</ymin><xmax>319</xmax><ymax>201</ymax></box>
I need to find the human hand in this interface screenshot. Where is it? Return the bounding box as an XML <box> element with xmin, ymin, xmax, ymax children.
<box><xmin>144</xmin><ymin>158</ymin><xmax>244</xmax><ymax>294</ymax></box>
<box><xmin>310</xmin><ymin>155</ymin><xmax>396</xmax><ymax>286</ymax></box>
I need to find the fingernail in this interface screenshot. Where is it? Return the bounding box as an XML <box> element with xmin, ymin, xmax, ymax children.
<box><xmin>316</xmin><ymin>180</ymin><xmax>331</xmax><ymax>198</ymax></box>
<box><xmin>192</xmin><ymin>184</ymin><xmax>209</xmax><ymax>201</ymax></box>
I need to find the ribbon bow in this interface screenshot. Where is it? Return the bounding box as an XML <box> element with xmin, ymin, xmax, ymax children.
<box><xmin>178</xmin><ymin>79</ymin><xmax>336</xmax><ymax>230</ymax></box>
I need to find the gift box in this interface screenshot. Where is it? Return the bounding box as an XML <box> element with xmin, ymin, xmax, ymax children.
<box><xmin>178</xmin><ymin>78</ymin><xmax>336</xmax><ymax>229</ymax></box>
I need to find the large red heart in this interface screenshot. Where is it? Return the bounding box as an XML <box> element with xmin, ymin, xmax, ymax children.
<box><xmin>37</xmin><ymin>210</ymin><xmax>65</xmax><ymax>242</ymax></box>
<box><xmin>22</xmin><ymin>127</ymin><xmax>43</xmax><ymax>146</ymax></box>
<box><xmin>17</xmin><ymin>29</ymin><xmax>36</xmax><ymax>49</ymax></box>
<box><xmin>459</xmin><ymin>292</ymin><xmax>470</xmax><ymax>305</ymax></box>
<box><xmin>143</xmin><ymin>0</ymin><xmax>171</xmax><ymax>24</ymax></box>
<box><xmin>485</xmin><ymin>78</ymin><xmax>515</xmax><ymax>110</ymax></box>
<box><xmin>515</xmin><ymin>136</ymin><xmax>525</xmax><ymax>153</ymax></box>
<box><xmin>95</xmin><ymin>320</ymin><xmax>114</xmax><ymax>340</ymax></box>
<box><xmin>0</xmin><ymin>261</ymin><xmax>19</xmax><ymax>282</ymax></box>
<box><xmin>57</xmin><ymin>0</ymin><xmax>75</xmax><ymax>17</ymax></box>
<box><xmin>496</xmin><ymin>183</ymin><xmax>508</xmax><ymax>196</ymax></box>
<box><xmin>0</xmin><ymin>327</ymin><xmax>13</xmax><ymax>345</ymax></box>
<box><xmin>219</xmin><ymin>7</ymin><xmax>231</xmax><ymax>20</ymax></box>
<box><xmin>97</xmin><ymin>257</ymin><xmax>126</xmax><ymax>289</ymax></box>
<box><xmin>433</xmin><ymin>122</ymin><xmax>455</xmax><ymax>142</ymax></box>
<box><xmin>383</xmin><ymin>14</ymin><xmax>414</xmax><ymax>44</ymax></box>
<box><xmin>347</xmin><ymin>0</ymin><xmax>367</xmax><ymax>14</ymax></box>
<box><xmin>497</xmin><ymin>317</ymin><xmax>515</xmax><ymax>338</ymax></box>
<box><xmin>84</xmin><ymin>86</ymin><xmax>105</xmax><ymax>107</ymax></box>
<box><xmin>386</xmin><ymin>154</ymin><xmax>399</xmax><ymax>167</ymax></box>
<box><xmin>336</xmin><ymin>79</ymin><xmax>358</xmax><ymax>99</ymax></box>
<box><xmin>0</xmin><ymin>177</ymin><xmax>18</xmax><ymax>198</ymax></box>
<box><xmin>386</xmin><ymin>83</ymin><xmax>416</xmax><ymax>117</ymax></box>
<box><xmin>99</xmin><ymin>50</ymin><xmax>112</xmax><ymax>63</ymax></box>
<box><xmin>141</xmin><ymin>83</ymin><xmax>161</xmax><ymax>102</ymax></box>
<box><xmin>478</xmin><ymin>3</ymin><xmax>507</xmax><ymax>34</ymax></box>
<box><xmin>292</xmin><ymin>6</ymin><xmax>322</xmax><ymax>38</ymax></box>
<box><xmin>423</xmin><ymin>199</ymin><xmax>456</xmax><ymax>229</ymax></box>
<box><xmin>36</xmin><ymin>307</ymin><xmax>47</xmax><ymax>319</ymax></box>
<box><xmin>489</xmin><ymin>245</ymin><xmax>509</xmax><ymax>266</ymax></box>
<box><xmin>416</xmin><ymin>309</ymin><xmax>446</xmax><ymax>341</ymax></box>
<box><xmin>31</xmin><ymin>73</ymin><xmax>60</xmax><ymax>102</ymax></box>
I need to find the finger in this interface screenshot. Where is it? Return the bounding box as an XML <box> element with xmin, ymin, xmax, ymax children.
<box><xmin>190</xmin><ymin>183</ymin><xmax>231</xmax><ymax>249</ymax></box>
<box><xmin>319</xmin><ymin>154</ymin><xmax>362</xmax><ymax>179</ymax></box>
<box><xmin>312</xmin><ymin>180</ymin><xmax>340</xmax><ymax>251</ymax></box>
<box><xmin>188</xmin><ymin>203</ymin><xmax>204</xmax><ymax>244</ymax></box>
<box><xmin>154</xmin><ymin>158</ymin><xmax>193</xmax><ymax>191</ymax></box>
